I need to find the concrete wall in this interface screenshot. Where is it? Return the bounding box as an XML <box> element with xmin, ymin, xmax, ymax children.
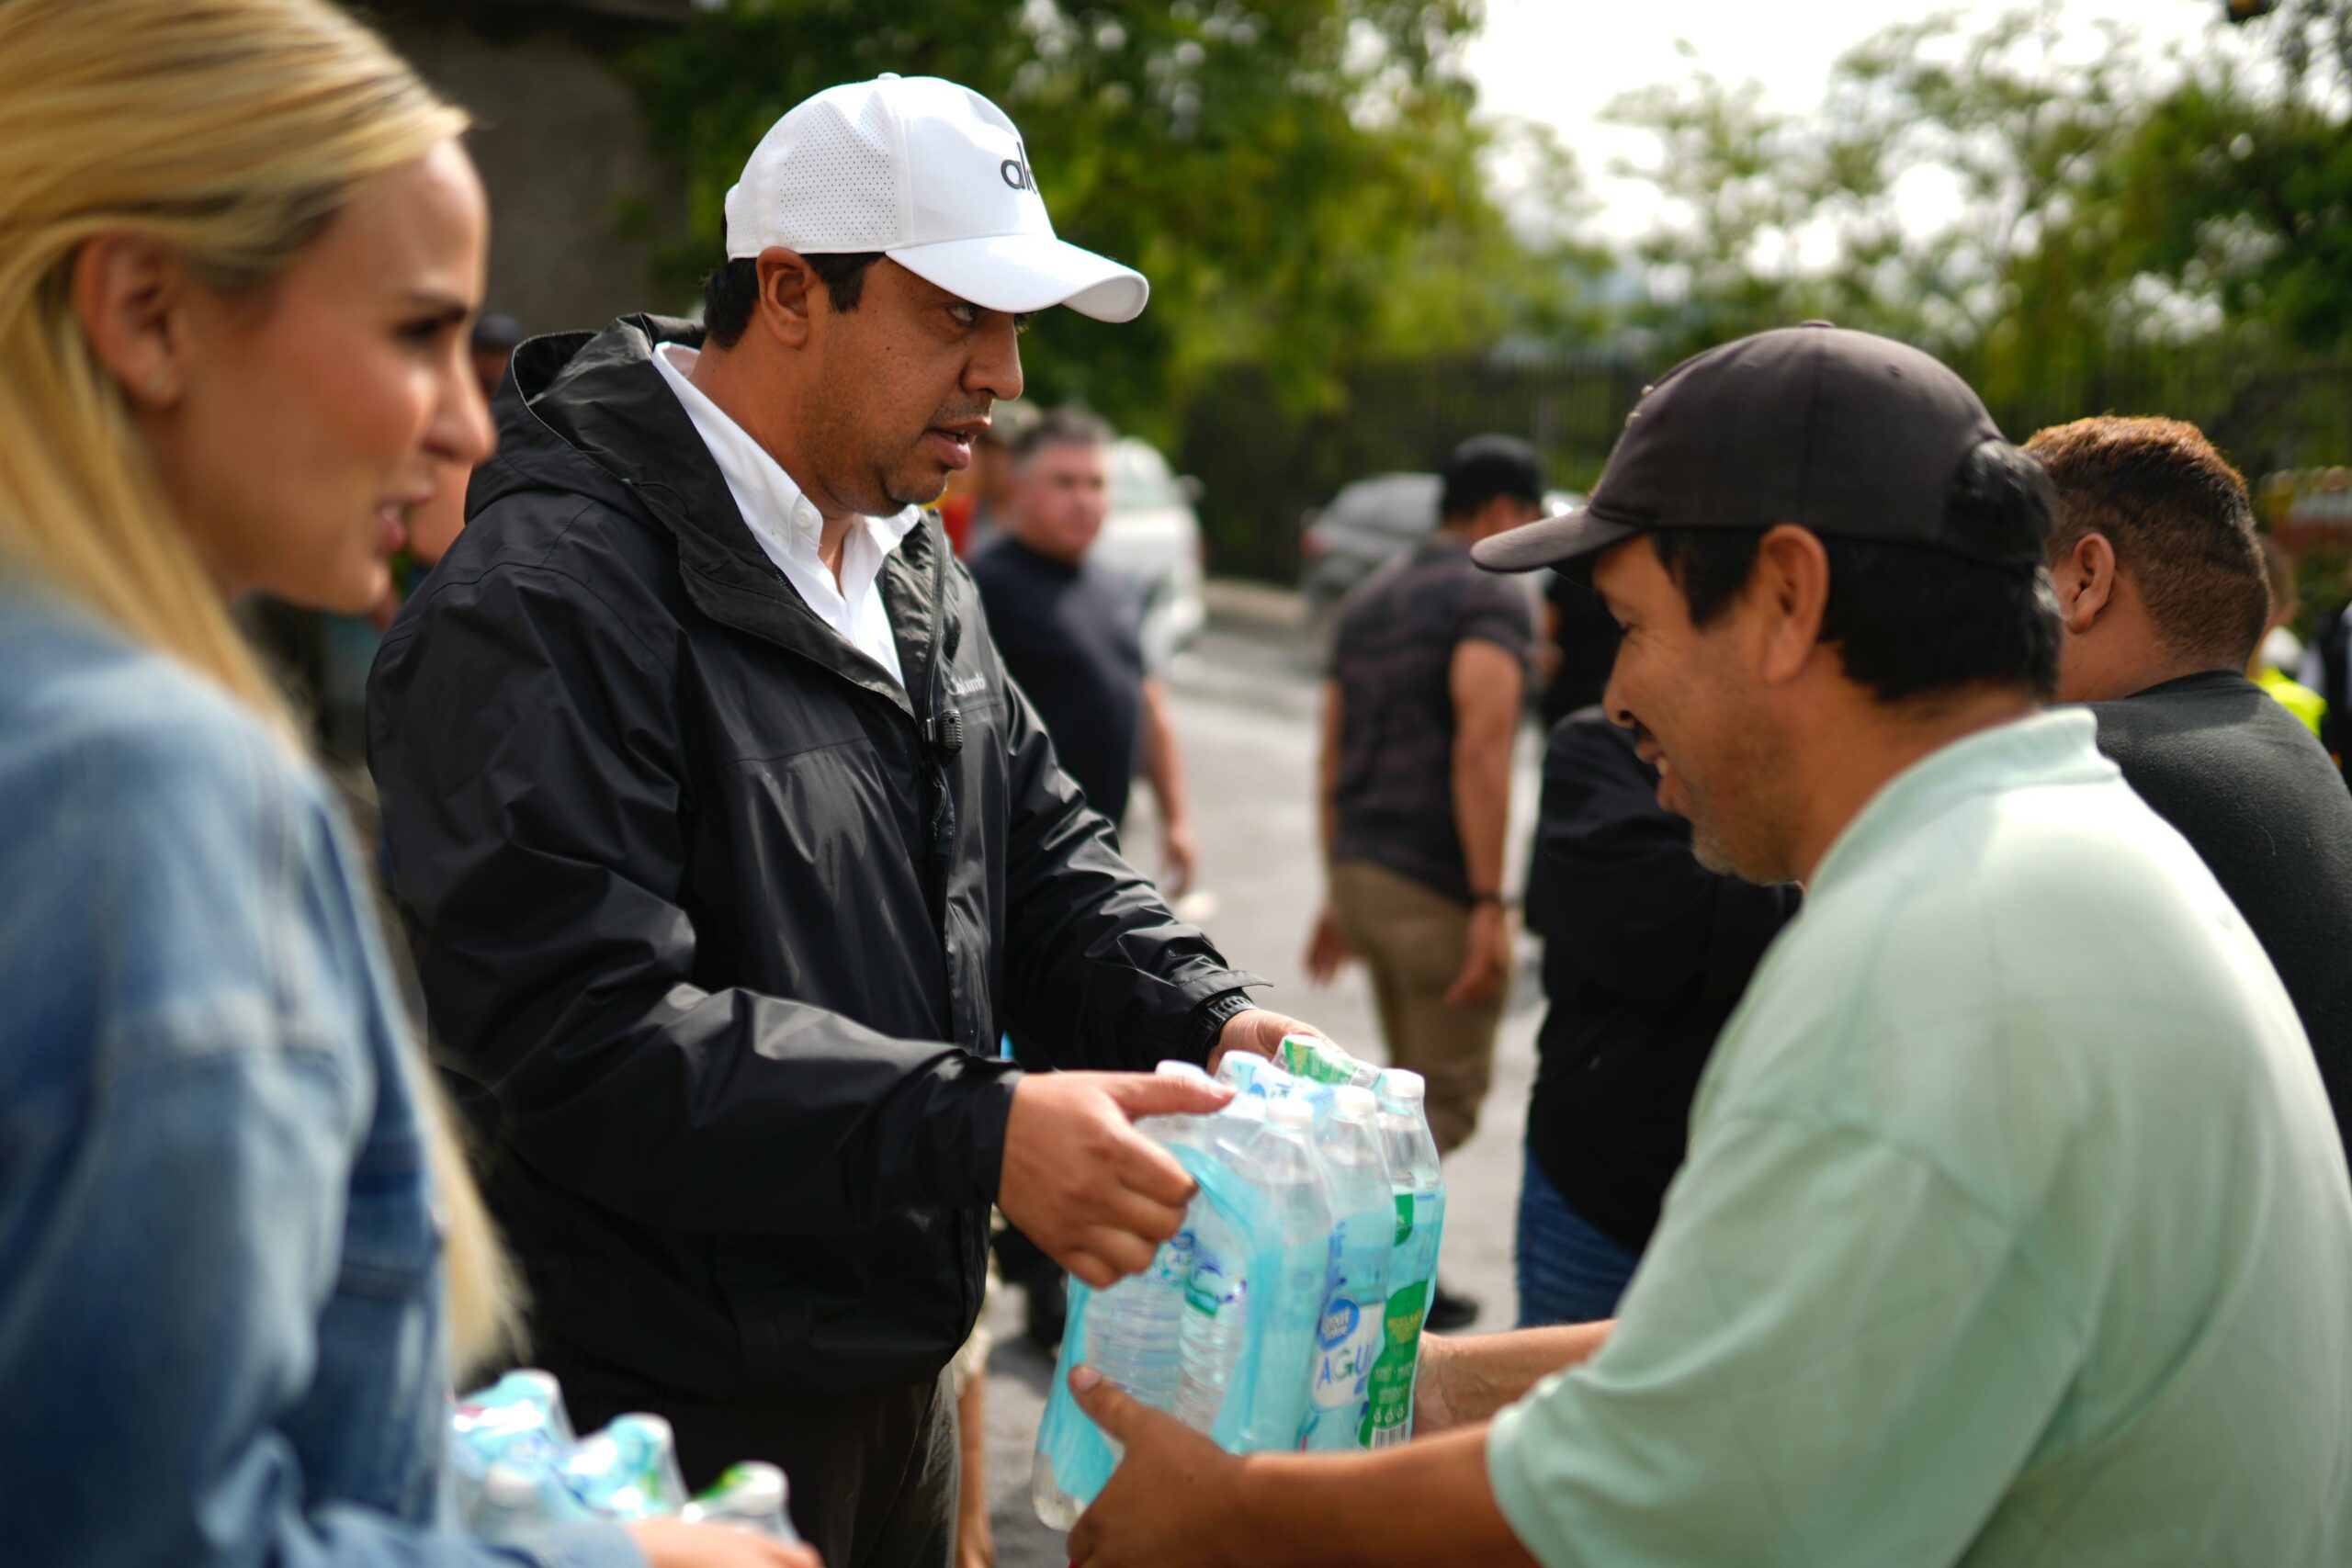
<box><xmin>368</xmin><ymin>1</ymin><xmax>695</xmax><ymax>336</ymax></box>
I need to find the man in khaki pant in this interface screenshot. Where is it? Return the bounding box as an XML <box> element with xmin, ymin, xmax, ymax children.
<box><xmin>1306</xmin><ymin>434</ymin><xmax>1544</xmax><ymax>1329</ymax></box>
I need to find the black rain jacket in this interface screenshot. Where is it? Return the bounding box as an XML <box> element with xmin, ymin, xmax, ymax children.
<box><xmin>367</xmin><ymin>316</ymin><xmax>1254</xmax><ymax>1401</ymax></box>
<box><xmin>1523</xmin><ymin>710</ymin><xmax>1798</xmax><ymax>1255</ymax></box>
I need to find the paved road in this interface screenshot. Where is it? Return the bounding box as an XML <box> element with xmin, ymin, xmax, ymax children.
<box><xmin>973</xmin><ymin>615</ymin><xmax>1548</xmax><ymax>1566</ymax></box>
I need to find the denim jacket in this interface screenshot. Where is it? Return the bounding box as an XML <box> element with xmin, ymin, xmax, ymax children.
<box><xmin>0</xmin><ymin>590</ymin><xmax>639</xmax><ymax>1568</ymax></box>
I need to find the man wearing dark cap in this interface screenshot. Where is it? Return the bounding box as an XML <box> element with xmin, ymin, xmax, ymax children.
<box><xmin>1306</xmin><ymin>434</ymin><xmax>1546</xmax><ymax>1328</ymax></box>
<box><xmin>1062</xmin><ymin>326</ymin><xmax>2352</xmax><ymax>1568</ymax></box>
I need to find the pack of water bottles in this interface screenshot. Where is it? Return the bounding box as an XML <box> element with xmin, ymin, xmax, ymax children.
<box><xmin>450</xmin><ymin>1368</ymin><xmax>801</xmax><ymax>1545</ymax></box>
<box><xmin>1031</xmin><ymin>1037</ymin><xmax>1448</xmax><ymax>1528</ymax></box>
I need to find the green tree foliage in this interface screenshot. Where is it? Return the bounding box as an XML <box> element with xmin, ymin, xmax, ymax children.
<box><xmin>2103</xmin><ymin>2</ymin><xmax>2352</xmax><ymax>355</ymax></box>
<box><xmin>626</xmin><ymin>0</ymin><xmax>1595</xmax><ymax>442</ymax></box>
<box><xmin>1591</xmin><ymin>1</ymin><xmax>2352</xmax><ymax>606</ymax></box>
<box><xmin>1602</xmin><ymin>2</ymin><xmax>2352</xmax><ymax>374</ymax></box>
<box><xmin>1606</xmin><ymin>10</ymin><xmax>2163</xmax><ymax>377</ymax></box>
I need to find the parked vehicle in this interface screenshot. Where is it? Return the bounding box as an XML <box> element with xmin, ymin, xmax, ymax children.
<box><xmin>1299</xmin><ymin>473</ymin><xmax>1580</xmax><ymax>630</ymax></box>
<box><xmin>1092</xmin><ymin>435</ymin><xmax>1207</xmax><ymax>670</ymax></box>
<box><xmin>1298</xmin><ymin>472</ymin><xmax>1442</xmax><ymax>626</ymax></box>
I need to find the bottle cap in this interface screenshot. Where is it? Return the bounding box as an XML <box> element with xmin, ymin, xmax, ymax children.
<box><xmin>1332</xmin><ymin>1085</ymin><xmax>1376</xmax><ymax>1119</ymax></box>
<box><xmin>715</xmin><ymin>1461</ymin><xmax>787</xmax><ymax>1511</ymax></box>
<box><xmin>1268</xmin><ymin>1100</ymin><xmax>1315</xmax><ymax>1130</ymax></box>
<box><xmin>612</xmin><ymin>1413</ymin><xmax>674</xmax><ymax>1450</ymax></box>
<box><xmin>506</xmin><ymin>1369</ymin><xmax>560</xmax><ymax>1402</ymax></box>
<box><xmin>1376</xmin><ymin>1068</ymin><xmax>1426</xmax><ymax>1103</ymax></box>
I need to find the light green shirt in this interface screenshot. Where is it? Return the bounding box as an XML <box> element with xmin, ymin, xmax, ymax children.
<box><xmin>1488</xmin><ymin>711</ymin><xmax>2352</xmax><ymax>1566</ymax></box>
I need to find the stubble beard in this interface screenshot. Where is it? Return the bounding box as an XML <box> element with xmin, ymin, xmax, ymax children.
<box><xmin>1681</xmin><ymin>728</ymin><xmax>1795</xmax><ymax>887</ymax></box>
<box><xmin>882</xmin><ymin>464</ymin><xmax>948</xmax><ymax>513</ymax></box>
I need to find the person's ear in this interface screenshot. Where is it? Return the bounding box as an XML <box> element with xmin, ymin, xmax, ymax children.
<box><xmin>752</xmin><ymin>247</ymin><xmax>820</xmax><ymax>348</ymax></box>
<box><xmin>71</xmin><ymin>233</ymin><xmax>194</xmax><ymax>408</ymax></box>
<box><xmin>2053</xmin><ymin>533</ymin><xmax>2116</xmax><ymax>634</ymax></box>
<box><xmin>1749</xmin><ymin>524</ymin><xmax>1832</xmax><ymax>686</ymax></box>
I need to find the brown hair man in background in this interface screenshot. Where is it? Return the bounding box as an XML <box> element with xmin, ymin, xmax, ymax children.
<box><xmin>2029</xmin><ymin>413</ymin><xmax>2352</xmax><ymax>1152</ymax></box>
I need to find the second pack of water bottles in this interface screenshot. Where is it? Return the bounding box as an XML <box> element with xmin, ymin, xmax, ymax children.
<box><xmin>450</xmin><ymin>1368</ymin><xmax>802</xmax><ymax>1545</ymax></box>
<box><xmin>1032</xmin><ymin>1037</ymin><xmax>1448</xmax><ymax>1527</ymax></box>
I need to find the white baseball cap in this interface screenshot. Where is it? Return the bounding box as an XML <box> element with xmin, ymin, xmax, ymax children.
<box><xmin>722</xmin><ymin>73</ymin><xmax>1148</xmax><ymax>323</ymax></box>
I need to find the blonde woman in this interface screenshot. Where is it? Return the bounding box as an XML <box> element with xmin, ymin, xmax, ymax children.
<box><xmin>0</xmin><ymin>3</ymin><xmax>814</xmax><ymax>1564</ymax></box>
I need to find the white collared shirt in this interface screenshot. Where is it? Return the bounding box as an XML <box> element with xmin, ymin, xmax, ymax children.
<box><xmin>652</xmin><ymin>344</ymin><xmax>917</xmax><ymax>688</ymax></box>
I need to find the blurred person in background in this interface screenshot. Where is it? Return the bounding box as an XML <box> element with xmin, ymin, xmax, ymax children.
<box><xmin>0</xmin><ymin>3</ymin><xmax>808</xmax><ymax>1566</ymax></box>
<box><xmin>1304</xmin><ymin>434</ymin><xmax>1546</xmax><ymax>1330</ymax></box>
<box><xmin>2301</xmin><ymin>556</ymin><xmax>2352</xmax><ymax>771</ymax></box>
<box><xmin>972</xmin><ymin>407</ymin><xmax>1196</xmax><ymax>894</ymax></box>
<box><xmin>1062</xmin><ymin>325</ymin><xmax>2352</xmax><ymax>1568</ymax></box>
<box><xmin>368</xmin><ymin>73</ymin><xmax>1317</xmax><ymax>1568</ymax></box>
<box><xmin>471</xmin><ymin>310</ymin><xmax>523</xmax><ymax>400</ymax></box>
<box><xmin>939</xmin><ymin>416</ymin><xmax>1023</xmax><ymax>558</ymax></box>
<box><xmin>962</xmin><ymin>406</ymin><xmax>1198</xmax><ymax>1562</ymax></box>
<box><xmin>2254</xmin><ymin>535</ymin><xmax>2327</xmax><ymax>736</ymax></box>
<box><xmin>1515</xmin><ymin>708</ymin><xmax>1796</xmax><ymax>1325</ymax></box>
<box><xmin>2029</xmin><ymin>414</ymin><xmax>2352</xmax><ymax>1150</ymax></box>
<box><xmin>963</xmin><ymin>413</ymin><xmax>1023</xmax><ymax>555</ymax></box>
<box><xmin>1534</xmin><ymin>570</ymin><xmax>1621</xmax><ymax>729</ymax></box>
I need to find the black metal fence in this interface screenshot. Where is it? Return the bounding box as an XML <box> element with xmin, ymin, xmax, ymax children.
<box><xmin>1177</xmin><ymin>344</ymin><xmax>2352</xmax><ymax>586</ymax></box>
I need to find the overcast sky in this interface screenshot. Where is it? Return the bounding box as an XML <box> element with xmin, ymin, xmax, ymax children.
<box><xmin>1464</xmin><ymin>0</ymin><xmax>2232</xmax><ymax>243</ymax></box>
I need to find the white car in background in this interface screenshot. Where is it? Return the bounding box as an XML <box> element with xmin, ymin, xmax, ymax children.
<box><xmin>1090</xmin><ymin>435</ymin><xmax>1207</xmax><ymax>671</ymax></box>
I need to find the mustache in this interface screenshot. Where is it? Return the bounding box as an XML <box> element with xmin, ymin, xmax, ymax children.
<box><xmin>928</xmin><ymin>400</ymin><xmax>994</xmax><ymax>427</ymax></box>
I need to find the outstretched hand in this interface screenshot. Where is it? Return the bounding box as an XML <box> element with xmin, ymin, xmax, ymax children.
<box><xmin>1066</xmin><ymin>1366</ymin><xmax>1247</xmax><ymax>1568</ymax></box>
<box><xmin>999</xmin><ymin>1071</ymin><xmax>1233</xmax><ymax>1290</ymax></box>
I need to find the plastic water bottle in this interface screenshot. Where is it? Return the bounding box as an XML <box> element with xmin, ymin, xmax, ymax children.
<box><xmin>469</xmin><ymin>1459</ymin><xmax>595</xmax><ymax>1540</ymax></box>
<box><xmin>1199</xmin><ymin>1099</ymin><xmax>1333</xmax><ymax>1451</ymax></box>
<box><xmin>1167</xmin><ymin>1100</ymin><xmax>1265</xmax><ymax>1438</ymax></box>
<box><xmin>1218</xmin><ymin>1054</ymin><xmax>1327</xmax><ymax>1115</ymax></box>
<box><xmin>1170</xmin><ymin>1196</ymin><xmax>1247</xmax><ymax>1437</ymax></box>
<box><xmin>1094</xmin><ymin>1061</ymin><xmax>1216</xmax><ymax>1418</ymax></box>
<box><xmin>1165</xmin><ymin>1093</ymin><xmax>1286</xmax><ymax>1441</ymax></box>
<box><xmin>1030</xmin><ymin>1074</ymin><xmax>1220</xmax><ymax>1528</ymax></box>
<box><xmin>684</xmin><ymin>1461</ymin><xmax>801</xmax><ymax>1543</ymax></box>
<box><xmin>1084</xmin><ymin>1218</ymin><xmax>1194</xmax><ymax>1425</ymax></box>
<box><xmin>1280</xmin><ymin>1033</ymin><xmax>1383</xmax><ymax>1089</ymax></box>
<box><xmin>1360</xmin><ymin>1068</ymin><xmax>1446</xmax><ymax>1449</ymax></box>
<box><xmin>563</xmin><ymin>1413</ymin><xmax>690</xmax><ymax>1520</ymax></box>
<box><xmin>1299</xmin><ymin>1085</ymin><xmax>1395</xmax><ymax>1450</ymax></box>
<box><xmin>1214</xmin><ymin>1051</ymin><xmax>1268</xmax><ymax>1095</ymax></box>
<box><xmin>451</xmin><ymin>1368</ymin><xmax>576</xmax><ymax>1525</ymax></box>
<box><xmin>452</xmin><ymin>1368</ymin><xmax>574</xmax><ymax>1470</ymax></box>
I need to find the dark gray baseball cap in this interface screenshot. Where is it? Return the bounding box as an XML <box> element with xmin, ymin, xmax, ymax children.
<box><xmin>1473</xmin><ymin>323</ymin><xmax>2032</xmax><ymax>575</ymax></box>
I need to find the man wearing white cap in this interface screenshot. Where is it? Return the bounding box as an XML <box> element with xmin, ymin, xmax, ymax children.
<box><xmin>369</xmin><ymin>75</ymin><xmax>1317</xmax><ymax>1566</ymax></box>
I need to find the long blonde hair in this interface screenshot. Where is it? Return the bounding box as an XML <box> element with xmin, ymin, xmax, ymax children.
<box><xmin>0</xmin><ymin>0</ymin><xmax>520</xmax><ymax>1377</ymax></box>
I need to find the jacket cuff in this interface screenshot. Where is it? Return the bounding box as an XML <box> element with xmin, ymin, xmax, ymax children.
<box><xmin>936</xmin><ymin>1053</ymin><xmax>1023</xmax><ymax>1209</ymax></box>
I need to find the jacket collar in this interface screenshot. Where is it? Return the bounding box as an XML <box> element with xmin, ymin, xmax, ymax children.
<box><xmin>507</xmin><ymin>314</ymin><xmax>961</xmax><ymax>723</ymax></box>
